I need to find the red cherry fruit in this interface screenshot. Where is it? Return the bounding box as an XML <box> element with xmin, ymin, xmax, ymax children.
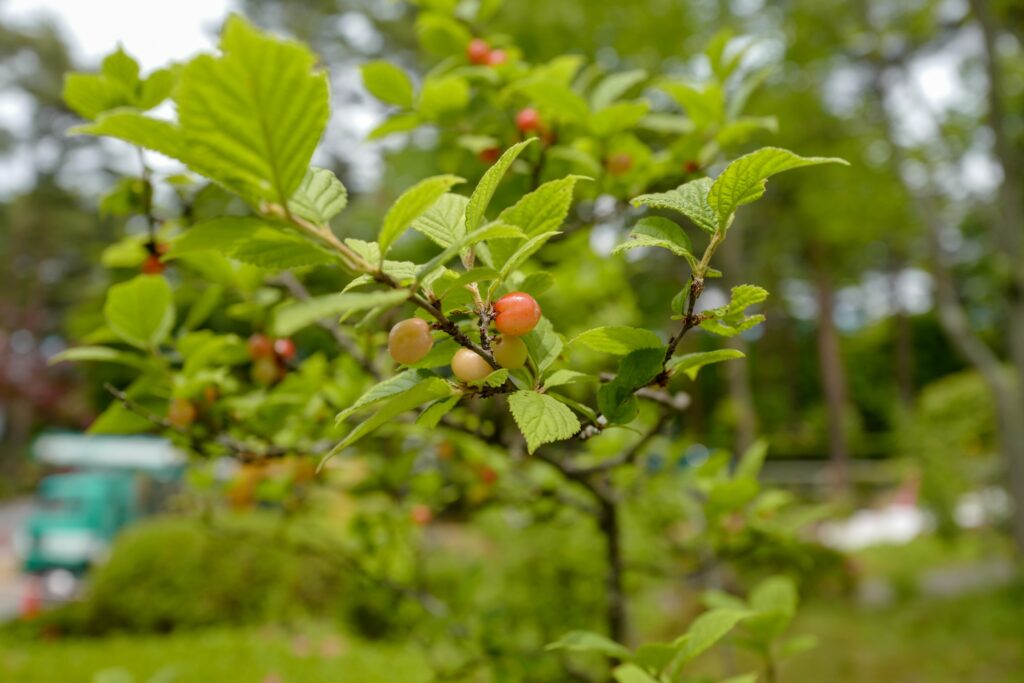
<box><xmin>494</xmin><ymin>292</ymin><xmax>541</xmax><ymax>337</ymax></box>
<box><xmin>274</xmin><ymin>338</ymin><xmax>297</xmax><ymax>361</ymax></box>
<box><xmin>479</xmin><ymin>147</ymin><xmax>501</xmax><ymax>164</ymax></box>
<box><xmin>486</xmin><ymin>49</ymin><xmax>508</xmax><ymax>66</ymax></box>
<box><xmin>167</xmin><ymin>397</ymin><xmax>197</xmax><ymax>429</ymax></box>
<box><xmin>410</xmin><ymin>504</ymin><xmax>433</xmax><ymax>526</ymax></box>
<box><xmin>248</xmin><ymin>333</ymin><xmax>275</xmax><ymax>360</ymax></box>
<box><xmin>515</xmin><ymin>107</ymin><xmax>542</xmax><ymax>134</ymax></box>
<box><xmin>466</xmin><ymin>38</ymin><xmax>490</xmax><ymax>65</ymax></box>
<box><xmin>684</xmin><ymin>160</ymin><xmax>701</xmax><ymax>173</ymax></box>
<box><xmin>141</xmin><ymin>254</ymin><xmax>165</xmax><ymax>275</ymax></box>
<box><xmin>606</xmin><ymin>152</ymin><xmax>633</xmax><ymax>176</ymax></box>
<box><xmin>479</xmin><ymin>466</ymin><xmax>498</xmax><ymax>485</ymax></box>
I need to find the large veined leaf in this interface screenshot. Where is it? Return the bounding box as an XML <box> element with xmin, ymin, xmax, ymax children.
<box><xmin>415</xmin><ymin>223</ymin><xmax>524</xmax><ymax>283</ymax></box>
<box><xmin>465</xmin><ymin>139</ymin><xmax>533</xmax><ymax>234</ymax></box>
<box><xmin>360</xmin><ymin>60</ymin><xmax>414</xmax><ymax>108</ymax></box>
<box><xmin>379</xmin><ymin>175</ymin><xmax>464</xmax><ymax>258</ymax></box>
<box><xmin>288</xmin><ymin>167</ymin><xmax>348</xmax><ymax>223</ymax></box>
<box><xmin>412</xmin><ymin>194</ymin><xmax>469</xmax><ymax>248</ymax></box>
<box><xmin>273</xmin><ymin>289</ymin><xmax>411</xmax><ymax>336</ymax></box>
<box><xmin>104</xmin><ymin>275</ymin><xmax>176</xmax><ymax>349</ymax></box>
<box><xmin>491</xmin><ymin>175</ymin><xmax>584</xmax><ymax>265</ymax></box>
<box><xmin>667</xmin><ymin>349</ymin><xmax>746</xmax><ymax>380</ymax></box>
<box><xmin>708</xmin><ymin>147</ymin><xmax>849</xmax><ymax>225</ymax></box>
<box><xmin>570</xmin><ymin>326</ymin><xmax>662</xmax><ymax>355</ymax></box>
<box><xmin>173</xmin><ymin>15</ymin><xmax>330</xmax><ymax>205</ymax></box>
<box><xmin>632</xmin><ymin>178</ymin><xmax>718</xmax><ymax>234</ymax></box>
<box><xmin>168</xmin><ymin>216</ymin><xmax>279</xmax><ymax>257</ymax></box>
<box><xmin>508</xmin><ymin>390</ymin><xmax>580</xmax><ymax>453</ymax></box>
<box><xmin>229</xmin><ymin>230</ymin><xmax>337</xmax><ymax>270</ymax></box>
<box><xmin>612</xmin><ymin>217</ymin><xmax>695</xmax><ymax>267</ymax></box>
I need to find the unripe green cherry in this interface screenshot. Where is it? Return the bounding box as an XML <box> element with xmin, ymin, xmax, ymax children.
<box><xmin>494</xmin><ymin>292</ymin><xmax>541</xmax><ymax>337</ymax></box>
<box><xmin>388</xmin><ymin>318</ymin><xmax>433</xmax><ymax>365</ymax></box>
<box><xmin>492</xmin><ymin>335</ymin><xmax>528</xmax><ymax>369</ymax></box>
<box><xmin>451</xmin><ymin>348</ymin><xmax>493</xmax><ymax>383</ymax></box>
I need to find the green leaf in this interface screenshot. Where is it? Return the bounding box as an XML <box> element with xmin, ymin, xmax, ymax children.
<box><xmin>49</xmin><ymin>346</ymin><xmax>148</xmax><ymax>369</ymax></box>
<box><xmin>470</xmin><ymin>369</ymin><xmax>509</xmax><ymax>388</ymax></box>
<box><xmin>545</xmin><ymin>630</ymin><xmax>632</xmax><ymax>660</ymax></box>
<box><xmin>416</xmin><ymin>223</ymin><xmax>524</xmax><ymax>283</ymax></box>
<box><xmin>104</xmin><ymin>275</ymin><xmax>175</xmax><ymax>349</ymax></box>
<box><xmin>412</xmin><ymin>194</ymin><xmax>469</xmax><ymax>248</ymax></box>
<box><xmin>169</xmin><ymin>216</ymin><xmax>273</xmax><ymax>257</ymax></box>
<box><xmin>338</xmin><ymin>369</ymin><xmax>437</xmax><ymax>422</ymax></box>
<box><xmin>571</xmin><ymin>326</ymin><xmax>662</xmax><ymax>355</ymax></box>
<box><xmin>612</xmin><ymin>217</ymin><xmax>695</xmax><ymax>265</ymax></box>
<box><xmin>508</xmin><ymin>390</ymin><xmax>580</xmax><ymax>453</ymax></box>
<box><xmin>632</xmin><ymin>178</ymin><xmax>717</xmax><ymax>234</ymax></box>
<box><xmin>288</xmin><ymin>168</ymin><xmax>348</xmax><ymax>223</ymax></box>
<box><xmin>735</xmin><ymin>439</ymin><xmax>768</xmax><ymax>480</ymax></box>
<box><xmin>720</xmin><ymin>674</ymin><xmax>759</xmax><ymax>683</ymax></box>
<box><xmin>591</xmin><ymin>69</ymin><xmax>648</xmax><ymax>110</ymax></box>
<box><xmin>497</xmin><ymin>230</ymin><xmax>560</xmax><ymax>281</ymax></box>
<box><xmin>708</xmin><ymin>147</ymin><xmax>849</xmax><ymax>226</ymax></box>
<box><xmin>273</xmin><ymin>289</ymin><xmax>410</xmax><ymax>337</ymax></box>
<box><xmin>633</xmin><ymin>643</ymin><xmax>678</xmax><ymax>674</ymax></box>
<box><xmin>516</xmin><ymin>80</ymin><xmax>589</xmax><ymax>123</ymax></box>
<box><xmin>418</xmin><ymin>395</ymin><xmax>461</xmax><ymax>428</ymax></box>
<box><xmin>417</xmin><ymin>75</ymin><xmax>470</xmax><ymax>120</ymax></box>
<box><xmin>360</xmin><ymin>61</ymin><xmax>414</xmax><ymax>108</ymax></box>
<box><xmin>522</xmin><ymin>317</ymin><xmax>562</xmax><ymax>372</ymax></box>
<box><xmin>368</xmin><ymin>112</ymin><xmax>421</xmax><ymax>140</ymax></box>
<box><xmin>667</xmin><ymin>349</ymin><xmax>745</xmax><ymax>380</ymax></box>
<box><xmin>746</xmin><ymin>576</ymin><xmax>798</xmax><ymax>642</ymax></box>
<box><xmin>63</xmin><ymin>47</ymin><xmax>168</xmax><ymax>120</ymax></box>
<box><xmin>589</xmin><ymin>101</ymin><xmax>650</xmax><ymax>137</ymax></box>
<box><xmin>778</xmin><ymin>634</ymin><xmax>818</xmax><ymax>660</ymax></box>
<box><xmin>491</xmin><ymin>175</ymin><xmax>585</xmax><ymax>266</ymax></box>
<box><xmin>229</xmin><ymin>230</ymin><xmax>337</xmax><ymax>270</ymax></box>
<box><xmin>71</xmin><ymin>112</ymin><xmax>187</xmax><ymax>162</ymax></box>
<box><xmin>674</xmin><ymin>608</ymin><xmax>751</xmax><ymax>664</ymax></box>
<box><xmin>699</xmin><ymin>285</ymin><xmax>768</xmax><ymax>337</ymax></box>
<box><xmin>660</xmin><ymin>81</ymin><xmax>724</xmax><ymax>127</ymax></box>
<box><xmin>598</xmin><ymin>347</ymin><xmax>665</xmax><ymax>424</ymax></box>
<box><xmin>612</xmin><ymin>664</ymin><xmax>659</xmax><ymax>683</ymax></box>
<box><xmin>174</xmin><ymin>15</ymin><xmax>330</xmax><ymax>205</ymax></box>
<box><xmin>542</xmin><ymin>369</ymin><xmax>593</xmax><ymax>390</ymax></box>
<box><xmin>465</xmin><ymin>139</ymin><xmax>534</xmax><ymax>234</ymax></box>
<box><xmin>329</xmin><ymin>378</ymin><xmax>453</xmax><ymax>456</ymax></box>
<box><xmin>379</xmin><ymin>175</ymin><xmax>465</xmax><ymax>258</ymax></box>
<box><xmin>181</xmin><ymin>285</ymin><xmax>225</xmax><ymax>333</ymax></box>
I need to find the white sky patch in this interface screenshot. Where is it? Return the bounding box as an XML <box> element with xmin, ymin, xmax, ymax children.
<box><xmin>0</xmin><ymin>0</ymin><xmax>233</xmax><ymax>69</ymax></box>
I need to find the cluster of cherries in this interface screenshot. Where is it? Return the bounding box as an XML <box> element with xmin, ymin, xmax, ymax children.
<box><xmin>387</xmin><ymin>292</ymin><xmax>541</xmax><ymax>383</ymax></box>
<box><xmin>466</xmin><ymin>38</ymin><xmax>508</xmax><ymax>67</ymax></box>
<box><xmin>247</xmin><ymin>333</ymin><xmax>297</xmax><ymax>385</ymax></box>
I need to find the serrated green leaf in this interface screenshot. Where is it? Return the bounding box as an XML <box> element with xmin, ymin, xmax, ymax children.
<box><xmin>273</xmin><ymin>289</ymin><xmax>410</xmax><ymax>337</ymax></box>
<box><xmin>288</xmin><ymin>167</ymin><xmax>347</xmax><ymax>223</ymax></box>
<box><xmin>229</xmin><ymin>230</ymin><xmax>337</xmax><ymax>270</ymax></box>
<box><xmin>571</xmin><ymin>326</ymin><xmax>662</xmax><ymax>355</ymax></box>
<box><xmin>674</xmin><ymin>608</ymin><xmax>751</xmax><ymax>664</ymax></box>
<box><xmin>491</xmin><ymin>175</ymin><xmax>584</xmax><ymax>266</ymax></box>
<box><xmin>471</xmin><ymin>368</ymin><xmax>509</xmax><ymax>388</ymax></box>
<box><xmin>508</xmin><ymin>390</ymin><xmax>580</xmax><ymax>453</ymax></box>
<box><xmin>591</xmin><ymin>69</ymin><xmax>648</xmax><ymax>110</ymax></box>
<box><xmin>360</xmin><ymin>60</ymin><xmax>414</xmax><ymax>107</ymax></box>
<box><xmin>416</xmin><ymin>222</ymin><xmax>524</xmax><ymax>283</ymax></box>
<box><xmin>708</xmin><ymin>147</ymin><xmax>849</xmax><ymax>225</ymax></box>
<box><xmin>545</xmin><ymin>630</ymin><xmax>631</xmax><ymax>660</ymax></box>
<box><xmin>174</xmin><ymin>15</ymin><xmax>330</xmax><ymax>205</ymax></box>
<box><xmin>338</xmin><ymin>369</ymin><xmax>437</xmax><ymax>422</ymax></box>
<box><xmin>632</xmin><ymin>178</ymin><xmax>717</xmax><ymax>234</ymax></box>
<box><xmin>465</xmin><ymin>139</ymin><xmax>534</xmax><ymax>234</ymax></box>
<box><xmin>522</xmin><ymin>317</ymin><xmax>562</xmax><ymax>373</ymax></box>
<box><xmin>412</xmin><ymin>193</ymin><xmax>469</xmax><ymax>248</ymax></box>
<box><xmin>169</xmin><ymin>216</ymin><xmax>272</xmax><ymax>257</ymax></box>
<box><xmin>328</xmin><ymin>378</ymin><xmax>453</xmax><ymax>457</ymax></box>
<box><xmin>379</xmin><ymin>175</ymin><xmax>465</xmax><ymax>258</ymax></box>
<box><xmin>50</xmin><ymin>346</ymin><xmax>149</xmax><ymax>369</ymax></box>
<box><xmin>496</xmin><ymin>230</ymin><xmax>559</xmax><ymax>282</ymax></box>
<box><xmin>699</xmin><ymin>285</ymin><xmax>768</xmax><ymax>337</ymax></box>
<box><xmin>71</xmin><ymin>112</ymin><xmax>188</xmax><ymax>162</ymax></box>
<box><xmin>613</xmin><ymin>217</ymin><xmax>695</xmax><ymax>265</ymax></box>
<box><xmin>104</xmin><ymin>275</ymin><xmax>175</xmax><ymax>349</ymax></box>
<box><xmin>667</xmin><ymin>349</ymin><xmax>745</xmax><ymax>380</ymax></box>
<box><xmin>542</xmin><ymin>369</ymin><xmax>593</xmax><ymax>390</ymax></box>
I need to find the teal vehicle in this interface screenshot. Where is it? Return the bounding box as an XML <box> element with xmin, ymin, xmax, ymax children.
<box><xmin>16</xmin><ymin>434</ymin><xmax>186</xmax><ymax>575</ymax></box>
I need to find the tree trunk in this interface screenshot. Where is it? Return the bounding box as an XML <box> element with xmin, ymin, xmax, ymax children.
<box><xmin>889</xmin><ymin>259</ymin><xmax>915</xmax><ymax>407</ymax></box>
<box><xmin>809</xmin><ymin>244</ymin><xmax>850</xmax><ymax>491</ymax></box>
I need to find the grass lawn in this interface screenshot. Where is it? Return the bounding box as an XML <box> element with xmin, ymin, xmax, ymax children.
<box><xmin>0</xmin><ymin>626</ymin><xmax>432</xmax><ymax>683</ymax></box>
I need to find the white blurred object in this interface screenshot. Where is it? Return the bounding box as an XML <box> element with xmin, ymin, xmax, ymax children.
<box><xmin>820</xmin><ymin>504</ymin><xmax>933</xmax><ymax>551</ymax></box>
